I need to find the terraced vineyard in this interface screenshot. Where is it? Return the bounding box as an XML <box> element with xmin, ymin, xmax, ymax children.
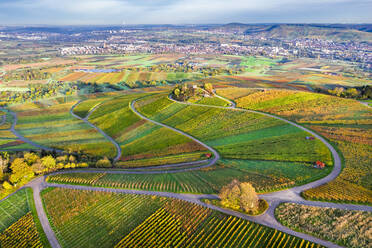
<box><xmin>217</xmin><ymin>88</ymin><xmax>372</xmax><ymax>204</ymax></box>
<box><xmin>10</xmin><ymin>97</ymin><xmax>116</xmax><ymax>158</ymax></box>
<box><xmin>135</xmin><ymin>94</ymin><xmax>332</xmax><ymax>164</ymax></box>
<box><xmin>85</xmin><ymin>93</ymin><xmax>208</xmax><ymax>167</ymax></box>
<box><xmin>42</xmin><ymin>188</ymin><xmax>321</xmax><ymax>248</ymax></box>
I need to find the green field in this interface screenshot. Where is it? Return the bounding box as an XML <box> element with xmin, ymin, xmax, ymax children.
<box><xmin>42</xmin><ymin>187</ymin><xmax>321</xmax><ymax>248</ymax></box>
<box><xmin>86</xmin><ymin>93</ymin><xmax>208</xmax><ymax>167</ymax></box>
<box><xmin>217</xmin><ymin>88</ymin><xmax>372</xmax><ymax>204</ymax></box>
<box><xmin>47</xmin><ymin>159</ymin><xmax>331</xmax><ymax>194</ymax></box>
<box><xmin>0</xmin><ymin>188</ymin><xmax>49</xmax><ymax>248</ymax></box>
<box><xmin>135</xmin><ymin>94</ymin><xmax>332</xmax><ymax>165</ymax></box>
<box><xmin>10</xmin><ymin>98</ymin><xmax>116</xmax><ymax>158</ymax></box>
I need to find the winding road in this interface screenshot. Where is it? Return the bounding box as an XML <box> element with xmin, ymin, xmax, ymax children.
<box><xmin>70</xmin><ymin>101</ymin><xmax>122</xmax><ymax>162</ymax></box>
<box><xmin>2</xmin><ymin>92</ymin><xmax>371</xmax><ymax>248</ymax></box>
<box><xmin>0</xmin><ymin>108</ymin><xmax>61</xmax><ymax>152</ymax></box>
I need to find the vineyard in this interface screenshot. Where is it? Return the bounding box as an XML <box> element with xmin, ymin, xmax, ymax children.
<box><xmin>0</xmin><ymin>212</ymin><xmax>43</xmax><ymax>248</ymax></box>
<box><xmin>135</xmin><ymin>94</ymin><xmax>332</xmax><ymax>165</ymax></box>
<box><xmin>85</xmin><ymin>93</ymin><xmax>208</xmax><ymax>167</ymax></box>
<box><xmin>0</xmin><ymin>188</ymin><xmax>30</xmax><ymax>231</ymax></box>
<box><xmin>10</xmin><ymin>97</ymin><xmax>116</xmax><ymax>157</ymax></box>
<box><xmin>42</xmin><ymin>188</ymin><xmax>321</xmax><ymax>248</ymax></box>
<box><xmin>217</xmin><ymin>88</ymin><xmax>372</xmax><ymax>204</ymax></box>
<box><xmin>276</xmin><ymin>203</ymin><xmax>372</xmax><ymax>248</ymax></box>
<box><xmin>47</xmin><ymin>159</ymin><xmax>331</xmax><ymax>194</ymax></box>
<box><xmin>0</xmin><ymin>188</ymin><xmax>47</xmax><ymax>248</ymax></box>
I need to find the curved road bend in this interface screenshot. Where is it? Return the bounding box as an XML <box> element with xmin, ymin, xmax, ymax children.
<box><xmin>0</xmin><ymin>114</ymin><xmax>6</xmax><ymax>126</ymax></box>
<box><xmin>129</xmin><ymin>99</ymin><xmax>220</xmax><ymax>168</ymax></box>
<box><xmin>168</xmin><ymin>94</ymin><xmax>342</xmax><ymax>193</ymax></box>
<box><xmin>28</xmin><ymin>177</ymin><xmax>61</xmax><ymax>248</ymax></box>
<box><xmin>45</xmin><ymin>182</ymin><xmax>358</xmax><ymax>248</ymax></box>
<box><xmin>0</xmin><ymin>108</ymin><xmax>61</xmax><ymax>152</ymax></box>
<box><xmin>3</xmin><ymin>94</ymin><xmax>366</xmax><ymax>248</ymax></box>
<box><xmin>70</xmin><ymin>101</ymin><xmax>122</xmax><ymax>162</ymax></box>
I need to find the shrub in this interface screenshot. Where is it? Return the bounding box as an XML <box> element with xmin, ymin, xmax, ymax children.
<box><xmin>219</xmin><ymin>179</ymin><xmax>259</xmax><ymax>214</ymax></box>
<box><xmin>2</xmin><ymin>181</ymin><xmax>13</xmax><ymax>190</ymax></box>
<box><xmin>96</xmin><ymin>157</ymin><xmax>112</xmax><ymax>168</ymax></box>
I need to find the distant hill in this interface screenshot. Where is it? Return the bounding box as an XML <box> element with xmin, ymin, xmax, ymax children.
<box><xmin>217</xmin><ymin>23</ymin><xmax>372</xmax><ymax>42</ymax></box>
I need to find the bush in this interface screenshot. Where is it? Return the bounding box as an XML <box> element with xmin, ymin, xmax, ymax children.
<box><xmin>219</xmin><ymin>179</ymin><xmax>259</xmax><ymax>214</ymax></box>
<box><xmin>96</xmin><ymin>157</ymin><xmax>112</xmax><ymax>168</ymax></box>
<box><xmin>2</xmin><ymin>181</ymin><xmax>13</xmax><ymax>190</ymax></box>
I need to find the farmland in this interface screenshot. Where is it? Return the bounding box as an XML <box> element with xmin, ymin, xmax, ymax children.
<box><xmin>10</xmin><ymin>98</ymin><xmax>116</xmax><ymax>158</ymax></box>
<box><xmin>83</xmin><ymin>93</ymin><xmax>208</xmax><ymax>167</ymax></box>
<box><xmin>135</xmin><ymin>94</ymin><xmax>333</xmax><ymax>165</ymax></box>
<box><xmin>42</xmin><ymin>187</ymin><xmax>321</xmax><ymax>248</ymax></box>
<box><xmin>217</xmin><ymin>88</ymin><xmax>372</xmax><ymax>204</ymax></box>
<box><xmin>0</xmin><ymin>188</ymin><xmax>47</xmax><ymax>248</ymax></box>
<box><xmin>276</xmin><ymin>203</ymin><xmax>372</xmax><ymax>248</ymax></box>
<box><xmin>47</xmin><ymin>159</ymin><xmax>331</xmax><ymax>194</ymax></box>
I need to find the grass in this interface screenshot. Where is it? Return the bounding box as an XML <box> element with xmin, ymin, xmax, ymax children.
<box><xmin>42</xmin><ymin>187</ymin><xmax>322</xmax><ymax>248</ymax></box>
<box><xmin>187</xmin><ymin>95</ymin><xmax>230</xmax><ymax>107</ymax></box>
<box><xmin>203</xmin><ymin>199</ymin><xmax>269</xmax><ymax>216</ymax></box>
<box><xmin>0</xmin><ymin>188</ymin><xmax>30</xmax><ymax>232</ymax></box>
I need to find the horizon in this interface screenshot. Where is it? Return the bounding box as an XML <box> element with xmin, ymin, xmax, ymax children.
<box><xmin>1</xmin><ymin>23</ymin><xmax>372</xmax><ymax>27</ymax></box>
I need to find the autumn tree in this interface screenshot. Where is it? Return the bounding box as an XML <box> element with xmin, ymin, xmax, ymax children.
<box><xmin>203</xmin><ymin>83</ymin><xmax>213</xmax><ymax>94</ymax></box>
<box><xmin>96</xmin><ymin>157</ymin><xmax>112</xmax><ymax>168</ymax></box>
<box><xmin>41</xmin><ymin>155</ymin><xmax>56</xmax><ymax>171</ymax></box>
<box><xmin>9</xmin><ymin>158</ymin><xmax>34</xmax><ymax>185</ymax></box>
<box><xmin>24</xmin><ymin>152</ymin><xmax>39</xmax><ymax>166</ymax></box>
<box><xmin>0</xmin><ymin>152</ymin><xmax>9</xmax><ymax>176</ymax></box>
<box><xmin>219</xmin><ymin>179</ymin><xmax>259</xmax><ymax>213</ymax></box>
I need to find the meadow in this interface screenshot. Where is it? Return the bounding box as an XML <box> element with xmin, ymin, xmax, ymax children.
<box><xmin>217</xmin><ymin>88</ymin><xmax>372</xmax><ymax>204</ymax></box>
<box><xmin>276</xmin><ymin>203</ymin><xmax>372</xmax><ymax>248</ymax></box>
<box><xmin>42</xmin><ymin>187</ymin><xmax>321</xmax><ymax>248</ymax></box>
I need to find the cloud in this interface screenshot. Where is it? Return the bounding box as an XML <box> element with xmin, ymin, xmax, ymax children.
<box><xmin>0</xmin><ymin>0</ymin><xmax>371</xmax><ymax>24</ymax></box>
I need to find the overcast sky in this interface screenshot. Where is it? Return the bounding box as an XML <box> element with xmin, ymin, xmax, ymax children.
<box><xmin>0</xmin><ymin>0</ymin><xmax>371</xmax><ymax>25</ymax></box>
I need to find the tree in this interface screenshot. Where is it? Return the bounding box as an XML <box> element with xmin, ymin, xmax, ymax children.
<box><xmin>41</xmin><ymin>155</ymin><xmax>56</xmax><ymax>170</ymax></box>
<box><xmin>24</xmin><ymin>152</ymin><xmax>39</xmax><ymax>166</ymax></box>
<box><xmin>344</xmin><ymin>88</ymin><xmax>359</xmax><ymax>98</ymax></box>
<box><xmin>96</xmin><ymin>157</ymin><xmax>112</xmax><ymax>168</ymax></box>
<box><xmin>328</xmin><ymin>87</ymin><xmax>344</xmax><ymax>97</ymax></box>
<box><xmin>203</xmin><ymin>83</ymin><xmax>213</xmax><ymax>94</ymax></box>
<box><xmin>0</xmin><ymin>152</ymin><xmax>9</xmax><ymax>175</ymax></box>
<box><xmin>219</xmin><ymin>179</ymin><xmax>259</xmax><ymax>213</ymax></box>
<box><xmin>9</xmin><ymin>158</ymin><xmax>34</xmax><ymax>185</ymax></box>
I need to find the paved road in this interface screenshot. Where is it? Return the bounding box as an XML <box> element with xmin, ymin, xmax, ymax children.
<box><xmin>359</xmin><ymin>101</ymin><xmax>371</xmax><ymax>108</ymax></box>
<box><xmin>0</xmin><ymin>108</ymin><xmax>61</xmax><ymax>152</ymax></box>
<box><xmin>3</xmin><ymin>93</ymin><xmax>369</xmax><ymax>248</ymax></box>
<box><xmin>0</xmin><ymin>114</ymin><xmax>6</xmax><ymax>127</ymax></box>
<box><xmin>70</xmin><ymin>101</ymin><xmax>122</xmax><ymax>162</ymax></box>
<box><xmin>130</xmin><ymin>98</ymin><xmax>220</xmax><ymax>169</ymax></box>
<box><xmin>28</xmin><ymin>177</ymin><xmax>61</xmax><ymax>248</ymax></box>
<box><xmin>44</xmin><ymin>182</ymin><xmax>359</xmax><ymax>248</ymax></box>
